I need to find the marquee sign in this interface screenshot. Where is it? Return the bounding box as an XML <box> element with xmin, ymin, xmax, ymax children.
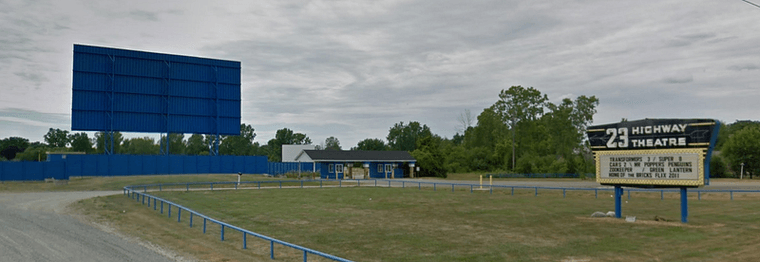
<box><xmin>587</xmin><ymin>119</ymin><xmax>719</xmax><ymax>187</ymax></box>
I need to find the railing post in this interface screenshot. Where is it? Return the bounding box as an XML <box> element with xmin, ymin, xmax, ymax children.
<box><xmin>280</xmin><ymin>181</ymin><xmax>282</xmax><ymax>189</ymax></box>
<box><xmin>144</xmin><ymin>186</ymin><xmax>147</xmax><ymax>193</ymax></box>
<box><xmin>661</xmin><ymin>190</ymin><xmax>664</xmax><ymax>200</ymax></box>
<box><xmin>595</xmin><ymin>188</ymin><xmax>598</xmax><ymax>199</ymax></box>
<box><xmin>304</xmin><ymin>250</ymin><xmax>307</xmax><ymax>262</ymax></box>
<box><xmin>203</xmin><ymin>218</ymin><xmax>207</xmax><ymax>234</ymax></box>
<box><xmin>221</xmin><ymin>225</ymin><xmax>224</xmax><ymax>241</ymax></box>
<box><xmin>470</xmin><ymin>185</ymin><xmax>473</xmax><ymax>193</ymax></box>
<box><xmin>190</xmin><ymin>213</ymin><xmax>193</xmax><ymax>227</ymax></box>
<box><xmin>339</xmin><ymin>180</ymin><xmax>341</xmax><ymax>188</ymax></box>
<box><xmin>161</xmin><ymin>201</ymin><xmax>164</xmax><ymax>214</ymax></box>
<box><xmin>419</xmin><ymin>182</ymin><xmax>421</xmax><ymax>190</ymax></box>
<box><xmin>563</xmin><ymin>189</ymin><xmax>566</xmax><ymax>198</ymax></box>
<box><xmin>535</xmin><ymin>187</ymin><xmax>538</xmax><ymax>196</ymax></box>
<box><xmin>698</xmin><ymin>191</ymin><xmax>701</xmax><ymax>200</ymax></box>
<box><xmin>168</xmin><ymin>204</ymin><xmax>171</xmax><ymax>218</ymax></box>
<box><xmin>159</xmin><ymin>185</ymin><xmax>162</xmax><ymax>191</ymax></box>
<box><xmin>320</xmin><ymin>180</ymin><xmax>322</xmax><ymax>188</ymax></box>
<box><xmin>271</xmin><ymin>241</ymin><xmax>275</xmax><ymax>259</ymax></box>
<box><xmin>154</xmin><ymin>199</ymin><xmax>157</xmax><ymax>210</ymax></box>
<box><xmin>402</xmin><ymin>181</ymin><xmax>405</xmax><ymax>188</ymax></box>
<box><xmin>243</xmin><ymin>232</ymin><xmax>247</xmax><ymax>249</ymax></box>
<box><xmin>434</xmin><ymin>183</ymin><xmax>436</xmax><ymax>191</ymax></box>
<box><xmin>210</xmin><ymin>183</ymin><xmax>213</xmax><ymax>190</ymax></box>
<box><xmin>628</xmin><ymin>190</ymin><xmax>631</xmax><ymax>200</ymax></box>
<box><xmin>452</xmin><ymin>184</ymin><xmax>454</xmax><ymax>192</ymax></box>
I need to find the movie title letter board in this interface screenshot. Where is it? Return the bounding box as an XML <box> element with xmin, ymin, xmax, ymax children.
<box><xmin>586</xmin><ymin>119</ymin><xmax>719</xmax><ymax>187</ymax></box>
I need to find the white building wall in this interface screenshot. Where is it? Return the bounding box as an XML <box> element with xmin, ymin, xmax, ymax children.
<box><xmin>282</xmin><ymin>144</ymin><xmax>316</xmax><ymax>162</ymax></box>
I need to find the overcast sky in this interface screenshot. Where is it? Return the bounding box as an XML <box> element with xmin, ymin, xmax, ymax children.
<box><xmin>1</xmin><ymin>0</ymin><xmax>758</xmax><ymax>148</ymax></box>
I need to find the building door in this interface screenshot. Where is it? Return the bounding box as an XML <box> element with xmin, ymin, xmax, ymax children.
<box><xmin>336</xmin><ymin>164</ymin><xmax>344</xmax><ymax>179</ymax></box>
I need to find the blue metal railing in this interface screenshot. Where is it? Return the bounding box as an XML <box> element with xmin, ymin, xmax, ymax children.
<box><xmin>124</xmin><ymin>180</ymin><xmax>353</xmax><ymax>262</ymax></box>
<box><xmin>124</xmin><ymin>179</ymin><xmax>760</xmax><ymax>261</ymax></box>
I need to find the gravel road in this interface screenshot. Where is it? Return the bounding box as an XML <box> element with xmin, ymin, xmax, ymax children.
<box><xmin>0</xmin><ymin>191</ymin><xmax>178</xmax><ymax>262</ymax></box>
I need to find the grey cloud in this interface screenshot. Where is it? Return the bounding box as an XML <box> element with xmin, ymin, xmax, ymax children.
<box><xmin>129</xmin><ymin>10</ymin><xmax>160</xmax><ymax>21</ymax></box>
<box><xmin>727</xmin><ymin>63</ymin><xmax>758</xmax><ymax>71</ymax></box>
<box><xmin>14</xmin><ymin>72</ymin><xmax>48</xmax><ymax>83</ymax></box>
<box><xmin>665</xmin><ymin>33</ymin><xmax>716</xmax><ymax>48</ymax></box>
<box><xmin>0</xmin><ymin>108</ymin><xmax>70</xmax><ymax>126</ymax></box>
<box><xmin>662</xmin><ymin>75</ymin><xmax>694</xmax><ymax>84</ymax></box>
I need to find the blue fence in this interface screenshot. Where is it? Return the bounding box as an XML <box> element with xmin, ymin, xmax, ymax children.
<box><xmin>0</xmin><ymin>155</ymin><xmax>270</xmax><ymax>181</ymax></box>
<box><xmin>124</xmin><ymin>181</ymin><xmax>353</xmax><ymax>262</ymax></box>
<box><xmin>268</xmin><ymin>162</ymin><xmax>316</xmax><ymax>175</ymax></box>
<box><xmin>488</xmin><ymin>173</ymin><xmax>592</xmax><ymax>178</ymax></box>
<box><xmin>0</xmin><ymin>161</ymin><xmax>67</xmax><ymax>181</ymax></box>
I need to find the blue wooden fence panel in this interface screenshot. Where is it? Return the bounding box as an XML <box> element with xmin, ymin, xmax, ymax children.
<box><xmin>23</xmin><ymin>162</ymin><xmax>44</xmax><ymax>181</ymax></box>
<box><xmin>128</xmin><ymin>155</ymin><xmax>143</xmax><ymax>175</ymax></box>
<box><xmin>1</xmin><ymin>155</ymin><xmax>275</xmax><ymax>181</ymax></box>
<box><xmin>183</xmin><ymin>156</ymin><xmax>198</xmax><ymax>174</ymax></box>
<box><xmin>66</xmin><ymin>154</ymin><xmax>83</xmax><ymax>177</ymax></box>
<box><xmin>169</xmin><ymin>155</ymin><xmax>184</xmax><ymax>174</ymax></box>
<box><xmin>156</xmin><ymin>155</ymin><xmax>169</xmax><ymax>175</ymax></box>
<box><xmin>2</xmin><ymin>162</ymin><xmax>21</xmax><ymax>180</ymax></box>
<box><xmin>210</xmin><ymin>156</ymin><xmax>221</xmax><ymax>174</ymax></box>
<box><xmin>220</xmin><ymin>156</ymin><xmax>234</xmax><ymax>173</ymax></box>
<box><xmin>112</xmin><ymin>155</ymin><xmax>129</xmax><ymax>176</ymax></box>
<box><xmin>233</xmin><ymin>156</ymin><xmax>245</xmax><ymax>173</ymax></box>
<box><xmin>44</xmin><ymin>161</ymin><xmax>66</xmax><ymax>180</ymax></box>
<box><xmin>143</xmin><ymin>155</ymin><xmax>157</xmax><ymax>175</ymax></box>
<box><xmin>197</xmin><ymin>156</ymin><xmax>210</xmax><ymax>174</ymax></box>
<box><xmin>96</xmin><ymin>155</ymin><xmax>109</xmax><ymax>176</ymax></box>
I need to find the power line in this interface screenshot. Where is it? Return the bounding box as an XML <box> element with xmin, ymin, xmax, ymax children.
<box><xmin>743</xmin><ymin>0</ymin><xmax>760</xmax><ymax>9</ymax></box>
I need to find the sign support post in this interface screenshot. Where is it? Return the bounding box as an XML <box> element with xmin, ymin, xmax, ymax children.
<box><xmin>681</xmin><ymin>187</ymin><xmax>688</xmax><ymax>223</ymax></box>
<box><xmin>614</xmin><ymin>186</ymin><xmax>622</xmax><ymax>218</ymax></box>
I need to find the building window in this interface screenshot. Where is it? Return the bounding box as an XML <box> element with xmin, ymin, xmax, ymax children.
<box><xmin>329</xmin><ymin>164</ymin><xmax>334</xmax><ymax>173</ymax></box>
<box><xmin>378</xmin><ymin>164</ymin><xmax>383</xmax><ymax>173</ymax></box>
<box><xmin>336</xmin><ymin>164</ymin><xmax>343</xmax><ymax>173</ymax></box>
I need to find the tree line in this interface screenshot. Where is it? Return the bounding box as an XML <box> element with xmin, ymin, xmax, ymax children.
<box><xmin>1</xmin><ymin>86</ymin><xmax>758</xmax><ymax>178</ymax></box>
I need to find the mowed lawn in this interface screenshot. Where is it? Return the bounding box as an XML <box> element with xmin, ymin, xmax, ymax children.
<box><xmin>87</xmin><ymin>186</ymin><xmax>760</xmax><ymax>262</ymax></box>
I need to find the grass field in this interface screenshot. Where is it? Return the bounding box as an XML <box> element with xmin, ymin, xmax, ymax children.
<box><xmin>74</xmin><ymin>184</ymin><xmax>760</xmax><ymax>262</ymax></box>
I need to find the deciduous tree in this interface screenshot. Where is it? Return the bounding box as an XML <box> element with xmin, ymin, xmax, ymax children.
<box><xmin>353</xmin><ymin>138</ymin><xmax>387</xmax><ymax>151</ymax></box>
<box><xmin>722</xmin><ymin>126</ymin><xmax>760</xmax><ymax>179</ymax></box>
<box><xmin>44</xmin><ymin>128</ymin><xmax>70</xmax><ymax>148</ymax></box>
<box><xmin>387</xmin><ymin>121</ymin><xmax>432</xmax><ymax>152</ymax></box>
<box><xmin>266</xmin><ymin>128</ymin><xmax>312</xmax><ymax>162</ymax></box>
<box><xmin>69</xmin><ymin>132</ymin><xmax>93</xmax><ymax>153</ymax></box>
<box><xmin>324</xmin><ymin>136</ymin><xmax>341</xmax><ymax>150</ymax></box>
